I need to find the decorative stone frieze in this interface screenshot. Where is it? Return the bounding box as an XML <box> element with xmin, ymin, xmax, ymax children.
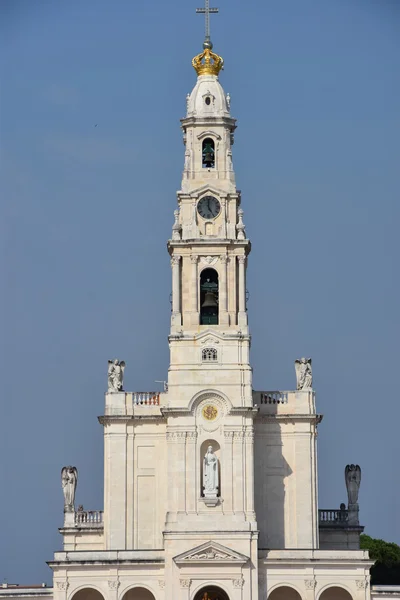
<box><xmin>170</xmin><ymin>255</ymin><xmax>181</xmax><ymax>266</ymax></box>
<box><xmin>355</xmin><ymin>579</ymin><xmax>369</xmax><ymax>589</ymax></box>
<box><xmin>304</xmin><ymin>579</ymin><xmax>317</xmax><ymax>589</ymax></box>
<box><xmin>55</xmin><ymin>582</ymin><xmax>69</xmax><ymax>591</ymax></box>
<box><xmin>158</xmin><ymin>580</ymin><xmax>166</xmax><ymax>589</ymax></box>
<box><xmin>180</xmin><ymin>579</ymin><xmax>191</xmax><ymax>588</ymax></box>
<box><xmin>108</xmin><ymin>580</ymin><xmax>119</xmax><ymax>590</ymax></box>
<box><xmin>166</xmin><ymin>431</ymin><xmax>187</xmax><ymax>442</ymax></box>
<box><xmin>233</xmin><ymin>577</ymin><xmax>244</xmax><ymax>588</ymax></box>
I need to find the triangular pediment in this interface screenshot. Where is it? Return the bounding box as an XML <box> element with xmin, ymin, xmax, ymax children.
<box><xmin>195</xmin><ymin>330</ymin><xmax>224</xmax><ymax>344</ymax></box>
<box><xmin>174</xmin><ymin>541</ymin><xmax>249</xmax><ymax>565</ymax></box>
<box><xmin>188</xmin><ymin>184</ymin><xmax>228</xmax><ymax>198</ymax></box>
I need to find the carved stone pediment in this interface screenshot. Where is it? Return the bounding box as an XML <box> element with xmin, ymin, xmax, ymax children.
<box><xmin>195</xmin><ymin>330</ymin><xmax>225</xmax><ymax>345</ymax></box>
<box><xmin>174</xmin><ymin>541</ymin><xmax>249</xmax><ymax>565</ymax></box>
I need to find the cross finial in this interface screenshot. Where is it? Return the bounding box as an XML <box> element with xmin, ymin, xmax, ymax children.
<box><xmin>196</xmin><ymin>0</ymin><xmax>219</xmax><ymax>49</ymax></box>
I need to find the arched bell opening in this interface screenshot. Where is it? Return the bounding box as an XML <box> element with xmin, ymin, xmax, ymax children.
<box><xmin>202</xmin><ymin>137</ymin><xmax>215</xmax><ymax>168</ymax></box>
<box><xmin>200</xmin><ymin>268</ymin><xmax>219</xmax><ymax>325</ymax></box>
<box><xmin>194</xmin><ymin>586</ymin><xmax>230</xmax><ymax>600</ymax></box>
<box><xmin>200</xmin><ymin>439</ymin><xmax>221</xmax><ymax>498</ymax></box>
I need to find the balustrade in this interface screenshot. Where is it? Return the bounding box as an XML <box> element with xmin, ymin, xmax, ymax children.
<box><xmin>319</xmin><ymin>508</ymin><xmax>349</xmax><ymax>527</ymax></box>
<box><xmin>132</xmin><ymin>392</ymin><xmax>160</xmax><ymax>406</ymax></box>
<box><xmin>75</xmin><ymin>510</ymin><xmax>103</xmax><ymax>526</ymax></box>
<box><xmin>259</xmin><ymin>391</ymin><xmax>288</xmax><ymax>404</ymax></box>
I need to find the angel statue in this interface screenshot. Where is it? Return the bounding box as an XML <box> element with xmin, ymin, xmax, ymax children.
<box><xmin>61</xmin><ymin>466</ymin><xmax>78</xmax><ymax>512</ymax></box>
<box><xmin>295</xmin><ymin>357</ymin><xmax>313</xmax><ymax>390</ymax></box>
<box><xmin>107</xmin><ymin>359</ymin><xmax>126</xmax><ymax>392</ymax></box>
<box><xmin>345</xmin><ymin>464</ymin><xmax>361</xmax><ymax>506</ymax></box>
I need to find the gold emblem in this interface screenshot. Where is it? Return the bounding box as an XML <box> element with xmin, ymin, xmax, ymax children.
<box><xmin>202</xmin><ymin>405</ymin><xmax>218</xmax><ymax>421</ymax></box>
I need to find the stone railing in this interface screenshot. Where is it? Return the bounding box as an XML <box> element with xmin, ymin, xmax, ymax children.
<box><xmin>75</xmin><ymin>510</ymin><xmax>104</xmax><ymax>527</ymax></box>
<box><xmin>319</xmin><ymin>508</ymin><xmax>349</xmax><ymax>527</ymax></box>
<box><xmin>253</xmin><ymin>389</ymin><xmax>316</xmax><ymax>415</ymax></box>
<box><xmin>132</xmin><ymin>392</ymin><xmax>160</xmax><ymax>406</ymax></box>
<box><xmin>259</xmin><ymin>391</ymin><xmax>289</xmax><ymax>405</ymax></box>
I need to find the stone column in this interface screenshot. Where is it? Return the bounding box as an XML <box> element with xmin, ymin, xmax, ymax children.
<box><xmin>180</xmin><ymin>579</ymin><xmax>191</xmax><ymax>600</ymax></box>
<box><xmin>186</xmin><ymin>431</ymin><xmax>197</xmax><ymax>513</ymax></box>
<box><xmin>219</xmin><ymin>254</ymin><xmax>229</xmax><ymax>325</ymax></box>
<box><xmin>190</xmin><ymin>255</ymin><xmax>199</xmax><ymax>325</ymax></box>
<box><xmin>304</xmin><ymin>579</ymin><xmax>317</xmax><ymax>600</ymax></box>
<box><xmin>223</xmin><ymin>430</ymin><xmax>234</xmax><ymax>512</ymax></box>
<box><xmin>245</xmin><ymin>427</ymin><xmax>256</xmax><ymax>523</ymax></box>
<box><xmin>166</xmin><ymin>430</ymin><xmax>178</xmax><ymax>524</ymax></box>
<box><xmin>55</xmin><ymin>582</ymin><xmax>69</xmax><ymax>600</ymax></box>
<box><xmin>175</xmin><ymin>431</ymin><xmax>187</xmax><ymax>514</ymax></box>
<box><xmin>237</xmin><ymin>255</ymin><xmax>247</xmax><ymax>327</ymax></box>
<box><xmin>171</xmin><ymin>255</ymin><xmax>181</xmax><ymax>328</ymax></box>
<box><xmin>107</xmin><ymin>580</ymin><xmax>120</xmax><ymax>600</ymax></box>
<box><xmin>233</xmin><ymin>431</ymin><xmax>245</xmax><ymax>514</ymax></box>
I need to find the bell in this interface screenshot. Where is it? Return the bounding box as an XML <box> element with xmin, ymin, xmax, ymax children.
<box><xmin>203</xmin><ymin>151</ymin><xmax>214</xmax><ymax>167</ymax></box>
<box><xmin>202</xmin><ymin>291</ymin><xmax>218</xmax><ymax>309</ymax></box>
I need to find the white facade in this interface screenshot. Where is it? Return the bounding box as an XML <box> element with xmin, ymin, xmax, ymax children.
<box><xmin>7</xmin><ymin>40</ymin><xmax>382</xmax><ymax>600</ymax></box>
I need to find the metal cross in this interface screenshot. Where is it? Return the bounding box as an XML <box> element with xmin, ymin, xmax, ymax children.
<box><xmin>196</xmin><ymin>0</ymin><xmax>219</xmax><ymax>45</ymax></box>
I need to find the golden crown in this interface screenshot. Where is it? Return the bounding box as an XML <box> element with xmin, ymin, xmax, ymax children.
<box><xmin>192</xmin><ymin>47</ymin><xmax>224</xmax><ymax>76</ymax></box>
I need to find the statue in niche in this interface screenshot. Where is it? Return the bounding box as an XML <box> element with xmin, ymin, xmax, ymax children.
<box><xmin>107</xmin><ymin>359</ymin><xmax>125</xmax><ymax>392</ymax></box>
<box><xmin>203</xmin><ymin>445</ymin><xmax>219</xmax><ymax>497</ymax></box>
<box><xmin>61</xmin><ymin>466</ymin><xmax>78</xmax><ymax>512</ymax></box>
<box><xmin>295</xmin><ymin>357</ymin><xmax>313</xmax><ymax>390</ymax></box>
<box><xmin>345</xmin><ymin>464</ymin><xmax>361</xmax><ymax>506</ymax></box>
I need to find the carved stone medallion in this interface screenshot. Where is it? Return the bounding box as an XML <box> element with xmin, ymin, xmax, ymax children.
<box><xmin>202</xmin><ymin>404</ymin><xmax>218</xmax><ymax>421</ymax></box>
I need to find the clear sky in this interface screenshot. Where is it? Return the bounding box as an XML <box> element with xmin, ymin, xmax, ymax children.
<box><xmin>1</xmin><ymin>0</ymin><xmax>399</xmax><ymax>584</ymax></box>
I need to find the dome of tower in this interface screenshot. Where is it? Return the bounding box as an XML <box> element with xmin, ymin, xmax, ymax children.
<box><xmin>186</xmin><ymin>74</ymin><xmax>230</xmax><ymax>117</ymax></box>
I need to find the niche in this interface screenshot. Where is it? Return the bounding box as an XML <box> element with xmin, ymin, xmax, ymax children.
<box><xmin>200</xmin><ymin>439</ymin><xmax>221</xmax><ymax>498</ymax></box>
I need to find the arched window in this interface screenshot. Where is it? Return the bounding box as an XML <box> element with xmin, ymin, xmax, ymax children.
<box><xmin>319</xmin><ymin>587</ymin><xmax>353</xmax><ymax>600</ymax></box>
<box><xmin>202</xmin><ymin>347</ymin><xmax>218</xmax><ymax>362</ymax></box>
<box><xmin>200</xmin><ymin>268</ymin><xmax>219</xmax><ymax>325</ymax></box>
<box><xmin>71</xmin><ymin>590</ymin><xmax>105</xmax><ymax>600</ymax></box>
<box><xmin>202</xmin><ymin>137</ymin><xmax>215</xmax><ymax>168</ymax></box>
<box><xmin>194</xmin><ymin>586</ymin><xmax>229</xmax><ymax>600</ymax></box>
<box><xmin>121</xmin><ymin>587</ymin><xmax>157</xmax><ymax>600</ymax></box>
<box><xmin>268</xmin><ymin>587</ymin><xmax>302</xmax><ymax>600</ymax></box>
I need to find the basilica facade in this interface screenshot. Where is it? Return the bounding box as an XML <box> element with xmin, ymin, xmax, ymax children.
<box><xmin>4</xmin><ymin>27</ymin><xmax>379</xmax><ymax>600</ymax></box>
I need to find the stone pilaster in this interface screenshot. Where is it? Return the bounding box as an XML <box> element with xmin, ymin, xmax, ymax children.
<box><xmin>171</xmin><ymin>255</ymin><xmax>182</xmax><ymax>327</ymax></box>
<box><xmin>190</xmin><ymin>255</ymin><xmax>199</xmax><ymax>325</ymax></box>
<box><xmin>186</xmin><ymin>430</ymin><xmax>197</xmax><ymax>513</ymax></box>
<box><xmin>223</xmin><ymin>430</ymin><xmax>234</xmax><ymax>512</ymax></box>
<box><xmin>180</xmin><ymin>578</ymin><xmax>191</xmax><ymax>600</ymax></box>
<box><xmin>237</xmin><ymin>255</ymin><xmax>247</xmax><ymax>327</ymax></box>
<box><xmin>219</xmin><ymin>254</ymin><xmax>229</xmax><ymax>325</ymax></box>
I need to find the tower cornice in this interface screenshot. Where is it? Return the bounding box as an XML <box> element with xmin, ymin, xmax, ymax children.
<box><xmin>181</xmin><ymin>115</ymin><xmax>236</xmax><ymax>129</ymax></box>
<box><xmin>167</xmin><ymin>239</ymin><xmax>251</xmax><ymax>252</ymax></box>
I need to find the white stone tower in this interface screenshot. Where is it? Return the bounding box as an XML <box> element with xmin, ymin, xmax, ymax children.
<box><xmin>163</xmin><ymin>34</ymin><xmax>260</xmax><ymax>598</ymax></box>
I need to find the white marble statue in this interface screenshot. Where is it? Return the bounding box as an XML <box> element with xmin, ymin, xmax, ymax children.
<box><xmin>61</xmin><ymin>466</ymin><xmax>78</xmax><ymax>512</ymax></box>
<box><xmin>107</xmin><ymin>359</ymin><xmax>125</xmax><ymax>392</ymax></box>
<box><xmin>203</xmin><ymin>445</ymin><xmax>219</xmax><ymax>497</ymax></box>
<box><xmin>345</xmin><ymin>464</ymin><xmax>361</xmax><ymax>506</ymax></box>
<box><xmin>295</xmin><ymin>357</ymin><xmax>313</xmax><ymax>390</ymax></box>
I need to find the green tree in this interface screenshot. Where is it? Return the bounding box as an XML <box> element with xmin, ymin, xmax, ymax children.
<box><xmin>360</xmin><ymin>534</ymin><xmax>400</xmax><ymax>584</ymax></box>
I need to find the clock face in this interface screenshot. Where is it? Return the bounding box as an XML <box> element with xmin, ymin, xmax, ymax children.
<box><xmin>197</xmin><ymin>196</ymin><xmax>221</xmax><ymax>220</ymax></box>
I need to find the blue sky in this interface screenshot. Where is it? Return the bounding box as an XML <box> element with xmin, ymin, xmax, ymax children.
<box><xmin>1</xmin><ymin>0</ymin><xmax>399</xmax><ymax>583</ymax></box>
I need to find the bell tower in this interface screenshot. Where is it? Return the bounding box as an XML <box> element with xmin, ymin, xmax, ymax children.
<box><xmin>167</xmin><ymin>32</ymin><xmax>252</xmax><ymax>408</ymax></box>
